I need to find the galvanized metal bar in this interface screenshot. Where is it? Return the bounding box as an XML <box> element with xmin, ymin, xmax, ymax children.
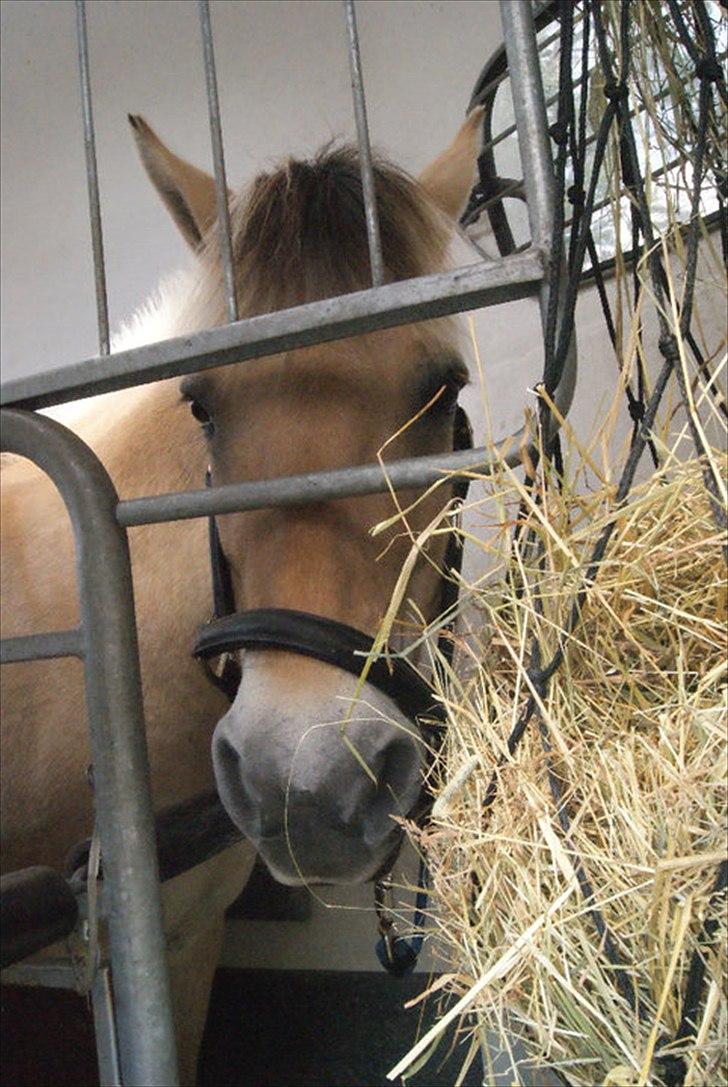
<box><xmin>500</xmin><ymin>0</ymin><xmax>577</xmax><ymax>422</ymax></box>
<box><xmin>197</xmin><ymin>0</ymin><xmax>238</xmax><ymax>322</ymax></box>
<box><xmin>0</xmin><ymin>628</ymin><xmax>84</xmax><ymax>664</ymax></box>
<box><xmin>118</xmin><ymin>438</ymin><xmax>525</xmax><ymax>527</ymax></box>
<box><xmin>343</xmin><ymin>0</ymin><xmax>385</xmax><ymax>287</ymax></box>
<box><xmin>1</xmin><ymin>249</ymin><xmax>544</xmax><ymax>411</ymax></box>
<box><xmin>1</xmin><ymin>410</ymin><xmax>178</xmax><ymax>1087</ymax></box>
<box><xmin>92</xmin><ymin>967</ymin><xmax>122</xmax><ymax>1087</ymax></box>
<box><xmin>74</xmin><ymin>1</ymin><xmax>110</xmax><ymax>356</ymax></box>
<box><xmin>499</xmin><ymin>1</ymin><xmax>555</xmax><ymax>254</ymax></box>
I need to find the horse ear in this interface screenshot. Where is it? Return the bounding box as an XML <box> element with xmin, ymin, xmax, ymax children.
<box><xmin>128</xmin><ymin>114</ymin><xmax>225</xmax><ymax>249</ymax></box>
<box><xmin>418</xmin><ymin>105</ymin><xmax>484</xmax><ymax>221</ymax></box>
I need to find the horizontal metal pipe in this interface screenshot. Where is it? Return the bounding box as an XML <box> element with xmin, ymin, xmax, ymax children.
<box><xmin>0</xmin><ymin>250</ymin><xmax>544</xmax><ymax>411</ymax></box>
<box><xmin>117</xmin><ymin>439</ymin><xmax>525</xmax><ymax>527</ymax></box>
<box><xmin>0</xmin><ymin>628</ymin><xmax>84</xmax><ymax>664</ymax></box>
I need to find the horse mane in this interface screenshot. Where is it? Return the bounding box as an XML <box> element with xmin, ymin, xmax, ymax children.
<box><xmin>204</xmin><ymin>144</ymin><xmax>453</xmax><ymax>318</ymax></box>
<box><xmin>27</xmin><ymin>146</ymin><xmax>458</xmax><ymax>457</ymax></box>
<box><xmin>105</xmin><ymin>143</ymin><xmax>460</xmax><ymax>355</ymax></box>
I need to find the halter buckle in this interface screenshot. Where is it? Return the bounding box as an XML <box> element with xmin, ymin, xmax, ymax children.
<box><xmin>374</xmin><ymin>875</ymin><xmax>398</xmax><ymax>964</ymax></box>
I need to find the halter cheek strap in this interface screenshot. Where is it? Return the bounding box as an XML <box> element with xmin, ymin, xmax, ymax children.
<box><xmin>201</xmin><ymin>468</ymin><xmax>242</xmax><ymax>701</ymax></box>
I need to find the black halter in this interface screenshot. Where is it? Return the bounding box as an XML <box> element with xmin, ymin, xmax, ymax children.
<box><xmin>192</xmin><ymin>405</ymin><xmax>473</xmax><ymax>974</ymax></box>
<box><xmin>195</xmin><ymin>608</ymin><xmax>447</xmax><ymax>726</ymax></box>
<box><xmin>193</xmin><ymin>405</ymin><xmax>472</xmax><ymax>710</ymax></box>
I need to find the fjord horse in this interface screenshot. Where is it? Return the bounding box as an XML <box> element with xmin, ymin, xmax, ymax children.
<box><xmin>0</xmin><ymin>107</ymin><xmax>483</xmax><ymax>1082</ymax></box>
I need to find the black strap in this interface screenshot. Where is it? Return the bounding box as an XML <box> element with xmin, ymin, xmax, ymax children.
<box><xmin>195</xmin><ymin>607</ymin><xmax>446</xmax><ymax>727</ymax></box>
<box><xmin>203</xmin><ymin>469</ymin><xmax>242</xmax><ymax>700</ymax></box>
<box><xmin>437</xmin><ymin>406</ymin><xmax>473</xmax><ymax>672</ymax></box>
<box><xmin>206</xmin><ymin>468</ymin><xmax>236</xmax><ymax>619</ymax></box>
<box><xmin>198</xmin><ymin>407</ymin><xmax>473</xmax><ymax>715</ymax></box>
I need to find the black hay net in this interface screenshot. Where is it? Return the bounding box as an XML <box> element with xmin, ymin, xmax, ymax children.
<box><xmin>460</xmin><ymin>2</ymin><xmax>727</xmax><ymax>1084</ymax></box>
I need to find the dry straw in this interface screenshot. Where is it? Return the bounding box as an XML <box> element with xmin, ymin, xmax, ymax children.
<box><xmin>390</xmin><ymin>445</ymin><xmax>726</xmax><ymax>1087</ymax></box>
<box><xmin>385</xmin><ymin>2</ymin><xmax>727</xmax><ymax>1084</ymax></box>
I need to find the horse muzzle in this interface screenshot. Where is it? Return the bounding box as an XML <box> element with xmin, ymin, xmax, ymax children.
<box><xmin>209</xmin><ymin>647</ymin><xmax>429</xmax><ymax>884</ymax></box>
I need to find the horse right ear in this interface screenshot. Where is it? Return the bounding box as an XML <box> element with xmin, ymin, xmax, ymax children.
<box><xmin>418</xmin><ymin>106</ymin><xmax>485</xmax><ymax>221</ymax></box>
<box><xmin>128</xmin><ymin>114</ymin><xmax>224</xmax><ymax>249</ymax></box>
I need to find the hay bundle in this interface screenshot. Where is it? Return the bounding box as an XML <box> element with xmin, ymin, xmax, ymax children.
<box><xmin>387</xmin><ymin>0</ymin><xmax>726</xmax><ymax>1079</ymax></box>
<box><xmin>393</xmin><ymin>448</ymin><xmax>726</xmax><ymax>1087</ymax></box>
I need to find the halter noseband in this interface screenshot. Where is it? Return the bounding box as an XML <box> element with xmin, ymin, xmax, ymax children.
<box><xmin>195</xmin><ymin>608</ymin><xmax>447</xmax><ymax>727</ymax></box>
<box><xmin>192</xmin><ymin>405</ymin><xmax>472</xmax><ymax>975</ymax></box>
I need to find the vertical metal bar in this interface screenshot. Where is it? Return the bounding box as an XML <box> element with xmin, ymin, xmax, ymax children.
<box><xmin>499</xmin><ymin>0</ymin><xmax>555</xmax><ymax>253</ymax></box>
<box><xmin>92</xmin><ymin>967</ymin><xmax>122</xmax><ymax>1087</ymax></box>
<box><xmin>500</xmin><ymin>0</ymin><xmax>577</xmax><ymax>420</ymax></box>
<box><xmin>343</xmin><ymin>0</ymin><xmax>385</xmax><ymax>287</ymax></box>
<box><xmin>74</xmin><ymin>0</ymin><xmax>110</xmax><ymax>356</ymax></box>
<box><xmin>197</xmin><ymin>0</ymin><xmax>238</xmax><ymax>322</ymax></box>
<box><xmin>1</xmin><ymin>409</ymin><xmax>179</xmax><ymax>1087</ymax></box>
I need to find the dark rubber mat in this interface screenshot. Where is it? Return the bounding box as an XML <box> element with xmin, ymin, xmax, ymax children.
<box><xmin>1</xmin><ymin>969</ymin><xmax>482</xmax><ymax>1086</ymax></box>
<box><xmin>199</xmin><ymin>968</ymin><xmax>482</xmax><ymax>1087</ymax></box>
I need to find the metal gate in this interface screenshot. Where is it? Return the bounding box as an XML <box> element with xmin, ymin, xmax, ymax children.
<box><xmin>0</xmin><ymin>3</ymin><xmax>574</xmax><ymax>1083</ymax></box>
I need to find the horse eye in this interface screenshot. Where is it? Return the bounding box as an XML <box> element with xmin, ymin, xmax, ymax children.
<box><xmin>439</xmin><ymin>376</ymin><xmax>461</xmax><ymax>410</ymax></box>
<box><xmin>189</xmin><ymin>399</ymin><xmax>215</xmax><ymax>437</ymax></box>
<box><xmin>421</xmin><ymin>360</ymin><xmax>468</xmax><ymax>417</ymax></box>
<box><xmin>429</xmin><ymin>371</ymin><xmax>465</xmax><ymax>414</ymax></box>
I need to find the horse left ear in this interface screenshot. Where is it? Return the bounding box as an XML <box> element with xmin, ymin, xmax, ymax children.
<box><xmin>418</xmin><ymin>105</ymin><xmax>484</xmax><ymax>221</ymax></box>
<box><xmin>129</xmin><ymin>114</ymin><xmax>227</xmax><ymax>249</ymax></box>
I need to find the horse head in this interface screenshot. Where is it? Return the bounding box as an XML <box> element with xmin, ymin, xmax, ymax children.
<box><xmin>131</xmin><ymin>110</ymin><xmax>483</xmax><ymax>886</ymax></box>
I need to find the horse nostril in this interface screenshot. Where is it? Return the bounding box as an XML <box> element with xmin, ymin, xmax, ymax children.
<box><xmin>372</xmin><ymin>736</ymin><xmax>422</xmax><ymax>816</ymax></box>
<box><xmin>213</xmin><ymin>724</ymin><xmax>287</xmax><ymax>841</ymax></box>
<box><xmin>214</xmin><ymin>733</ymin><xmax>241</xmax><ymax>780</ymax></box>
<box><xmin>212</xmin><ymin>730</ymin><xmax>254</xmax><ymax>821</ymax></box>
